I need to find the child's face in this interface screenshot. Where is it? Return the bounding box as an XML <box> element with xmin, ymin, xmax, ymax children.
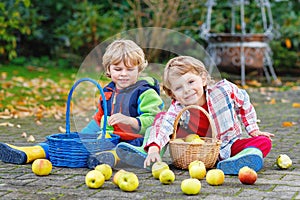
<box><xmin>170</xmin><ymin>72</ymin><xmax>207</xmax><ymax>106</ymax></box>
<box><xmin>109</xmin><ymin>61</ymin><xmax>139</xmax><ymax>90</ymax></box>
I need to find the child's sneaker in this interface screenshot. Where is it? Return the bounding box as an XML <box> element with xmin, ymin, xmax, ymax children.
<box><xmin>87</xmin><ymin>151</ymin><xmax>116</xmax><ymax>169</ymax></box>
<box><xmin>0</xmin><ymin>143</ymin><xmax>27</xmax><ymax>164</ymax></box>
<box><xmin>217</xmin><ymin>147</ymin><xmax>263</xmax><ymax>175</ymax></box>
<box><xmin>116</xmin><ymin>143</ymin><xmax>147</xmax><ymax>169</ymax></box>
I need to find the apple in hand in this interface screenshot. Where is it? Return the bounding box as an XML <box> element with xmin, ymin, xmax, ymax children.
<box><xmin>185</xmin><ymin>134</ymin><xmax>200</xmax><ymax>142</ymax></box>
<box><xmin>152</xmin><ymin>161</ymin><xmax>169</xmax><ymax>179</ymax></box>
<box><xmin>159</xmin><ymin>169</ymin><xmax>175</xmax><ymax>184</ymax></box>
<box><xmin>113</xmin><ymin>169</ymin><xmax>127</xmax><ymax>186</ymax></box>
<box><xmin>206</xmin><ymin>169</ymin><xmax>225</xmax><ymax>186</ymax></box>
<box><xmin>85</xmin><ymin>170</ymin><xmax>105</xmax><ymax>189</ymax></box>
<box><xmin>118</xmin><ymin>171</ymin><xmax>139</xmax><ymax>192</ymax></box>
<box><xmin>189</xmin><ymin>161</ymin><xmax>206</xmax><ymax>180</ymax></box>
<box><xmin>238</xmin><ymin>166</ymin><xmax>257</xmax><ymax>185</ymax></box>
<box><xmin>181</xmin><ymin>178</ymin><xmax>201</xmax><ymax>195</ymax></box>
<box><xmin>95</xmin><ymin>164</ymin><xmax>113</xmax><ymax>180</ymax></box>
<box><xmin>32</xmin><ymin>159</ymin><xmax>52</xmax><ymax>176</ymax></box>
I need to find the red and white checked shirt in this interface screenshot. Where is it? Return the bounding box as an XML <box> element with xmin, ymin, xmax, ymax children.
<box><xmin>144</xmin><ymin>79</ymin><xmax>259</xmax><ymax>160</ymax></box>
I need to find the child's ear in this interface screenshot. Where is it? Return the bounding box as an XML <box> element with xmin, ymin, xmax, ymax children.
<box><xmin>106</xmin><ymin>70</ymin><xmax>111</xmax><ymax>78</ymax></box>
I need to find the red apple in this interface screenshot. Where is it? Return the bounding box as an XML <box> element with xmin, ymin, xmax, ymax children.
<box><xmin>238</xmin><ymin>166</ymin><xmax>257</xmax><ymax>185</ymax></box>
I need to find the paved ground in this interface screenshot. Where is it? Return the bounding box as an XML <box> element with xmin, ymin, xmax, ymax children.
<box><xmin>0</xmin><ymin>85</ymin><xmax>299</xmax><ymax>200</ymax></box>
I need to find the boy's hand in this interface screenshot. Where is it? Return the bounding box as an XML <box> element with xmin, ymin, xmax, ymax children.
<box><xmin>250</xmin><ymin>130</ymin><xmax>274</xmax><ymax>139</ymax></box>
<box><xmin>108</xmin><ymin>113</ymin><xmax>139</xmax><ymax>130</ymax></box>
<box><xmin>144</xmin><ymin>146</ymin><xmax>161</xmax><ymax>168</ymax></box>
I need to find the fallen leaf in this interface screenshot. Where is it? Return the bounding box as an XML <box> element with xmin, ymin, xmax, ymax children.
<box><xmin>36</xmin><ymin>120</ymin><xmax>43</xmax><ymax>126</ymax></box>
<box><xmin>27</xmin><ymin>135</ymin><xmax>35</xmax><ymax>142</ymax></box>
<box><xmin>58</xmin><ymin>126</ymin><xmax>66</xmax><ymax>133</ymax></box>
<box><xmin>1</xmin><ymin>72</ymin><xmax>7</xmax><ymax>80</ymax></box>
<box><xmin>246</xmin><ymin>80</ymin><xmax>262</xmax><ymax>87</ymax></box>
<box><xmin>269</xmin><ymin>98</ymin><xmax>276</xmax><ymax>104</ymax></box>
<box><xmin>281</xmin><ymin>99</ymin><xmax>290</xmax><ymax>103</ymax></box>
<box><xmin>282</xmin><ymin>121</ymin><xmax>293</xmax><ymax>127</ymax></box>
<box><xmin>21</xmin><ymin>132</ymin><xmax>27</xmax><ymax>138</ymax></box>
<box><xmin>292</xmin><ymin>103</ymin><xmax>300</xmax><ymax>108</ymax></box>
<box><xmin>0</xmin><ymin>115</ymin><xmax>13</xmax><ymax>119</ymax></box>
<box><xmin>0</xmin><ymin>122</ymin><xmax>14</xmax><ymax>127</ymax></box>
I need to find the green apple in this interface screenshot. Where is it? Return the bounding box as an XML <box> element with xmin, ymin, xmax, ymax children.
<box><xmin>159</xmin><ymin>169</ymin><xmax>175</xmax><ymax>184</ymax></box>
<box><xmin>190</xmin><ymin>138</ymin><xmax>205</xmax><ymax>144</ymax></box>
<box><xmin>152</xmin><ymin>161</ymin><xmax>169</xmax><ymax>179</ymax></box>
<box><xmin>188</xmin><ymin>160</ymin><xmax>205</xmax><ymax>170</ymax></box>
<box><xmin>32</xmin><ymin>159</ymin><xmax>52</xmax><ymax>176</ymax></box>
<box><xmin>189</xmin><ymin>163</ymin><xmax>206</xmax><ymax>180</ymax></box>
<box><xmin>277</xmin><ymin>154</ymin><xmax>292</xmax><ymax>169</ymax></box>
<box><xmin>185</xmin><ymin>134</ymin><xmax>200</xmax><ymax>142</ymax></box>
<box><xmin>113</xmin><ymin>169</ymin><xmax>127</xmax><ymax>186</ymax></box>
<box><xmin>95</xmin><ymin>164</ymin><xmax>113</xmax><ymax>180</ymax></box>
<box><xmin>118</xmin><ymin>171</ymin><xmax>139</xmax><ymax>192</ymax></box>
<box><xmin>85</xmin><ymin>170</ymin><xmax>105</xmax><ymax>189</ymax></box>
<box><xmin>181</xmin><ymin>178</ymin><xmax>201</xmax><ymax>195</ymax></box>
<box><xmin>206</xmin><ymin>169</ymin><xmax>225</xmax><ymax>186</ymax></box>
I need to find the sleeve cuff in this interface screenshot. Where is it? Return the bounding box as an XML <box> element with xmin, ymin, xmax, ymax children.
<box><xmin>144</xmin><ymin>142</ymin><xmax>160</xmax><ymax>152</ymax></box>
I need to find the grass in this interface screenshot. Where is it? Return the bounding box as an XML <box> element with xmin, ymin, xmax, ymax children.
<box><xmin>0</xmin><ymin>64</ymin><xmax>77</xmax><ymax>114</ymax></box>
<box><xmin>0</xmin><ymin>64</ymin><xmax>77</xmax><ymax>81</ymax></box>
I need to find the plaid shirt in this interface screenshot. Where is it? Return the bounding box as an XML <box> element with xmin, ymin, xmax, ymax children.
<box><xmin>145</xmin><ymin>79</ymin><xmax>259</xmax><ymax>160</ymax></box>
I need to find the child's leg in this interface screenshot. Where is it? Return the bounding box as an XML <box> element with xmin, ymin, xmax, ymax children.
<box><xmin>217</xmin><ymin>136</ymin><xmax>271</xmax><ymax>175</ymax></box>
<box><xmin>231</xmin><ymin>136</ymin><xmax>272</xmax><ymax>157</ymax></box>
<box><xmin>115</xmin><ymin>112</ymin><xmax>167</xmax><ymax>169</ymax></box>
<box><xmin>87</xmin><ymin>149</ymin><xmax>119</xmax><ymax>169</ymax></box>
<box><xmin>0</xmin><ymin>142</ymin><xmax>49</xmax><ymax>164</ymax></box>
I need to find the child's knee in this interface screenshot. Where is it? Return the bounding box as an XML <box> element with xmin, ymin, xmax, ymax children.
<box><xmin>257</xmin><ymin>136</ymin><xmax>272</xmax><ymax>157</ymax></box>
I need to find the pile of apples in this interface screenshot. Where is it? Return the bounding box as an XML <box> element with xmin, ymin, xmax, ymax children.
<box><xmin>85</xmin><ymin>164</ymin><xmax>139</xmax><ymax>192</ymax></box>
<box><xmin>150</xmin><ymin>160</ymin><xmax>261</xmax><ymax>195</ymax></box>
<box><xmin>173</xmin><ymin>134</ymin><xmax>205</xmax><ymax>144</ymax></box>
<box><xmin>32</xmin><ymin>153</ymin><xmax>293</xmax><ymax>195</ymax></box>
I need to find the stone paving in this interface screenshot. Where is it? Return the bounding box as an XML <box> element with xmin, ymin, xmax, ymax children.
<box><xmin>0</xmin><ymin>86</ymin><xmax>299</xmax><ymax>200</ymax></box>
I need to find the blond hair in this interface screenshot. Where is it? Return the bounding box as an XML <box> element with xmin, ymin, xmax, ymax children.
<box><xmin>163</xmin><ymin>56</ymin><xmax>212</xmax><ymax>98</ymax></box>
<box><xmin>103</xmin><ymin>39</ymin><xmax>148</xmax><ymax>77</ymax></box>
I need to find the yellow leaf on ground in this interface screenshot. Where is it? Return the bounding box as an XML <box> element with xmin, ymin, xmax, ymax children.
<box><xmin>292</xmin><ymin>103</ymin><xmax>300</xmax><ymax>108</ymax></box>
<box><xmin>269</xmin><ymin>98</ymin><xmax>276</xmax><ymax>104</ymax></box>
<box><xmin>282</xmin><ymin>121</ymin><xmax>293</xmax><ymax>127</ymax></box>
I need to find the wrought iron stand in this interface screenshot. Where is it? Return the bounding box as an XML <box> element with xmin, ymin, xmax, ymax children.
<box><xmin>200</xmin><ymin>0</ymin><xmax>281</xmax><ymax>86</ymax></box>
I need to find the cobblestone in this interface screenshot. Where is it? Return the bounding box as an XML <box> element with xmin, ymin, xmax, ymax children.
<box><xmin>0</xmin><ymin>87</ymin><xmax>299</xmax><ymax>199</ymax></box>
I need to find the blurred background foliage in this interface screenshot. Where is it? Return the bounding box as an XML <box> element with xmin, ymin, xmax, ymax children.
<box><xmin>0</xmin><ymin>0</ymin><xmax>299</xmax><ymax>75</ymax></box>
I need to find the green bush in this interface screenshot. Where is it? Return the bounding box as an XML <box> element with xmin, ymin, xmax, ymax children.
<box><xmin>1</xmin><ymin>0</ymin><xmax>299</xmax><ymax>74</ymax></box>
<box><xmin>54</xmin><ymin>1</ymin><xmax>123</xmax><ymax>56</ymax></box>
<box><xmin>0</xmin><ymin>0</ymin><xmax>41</xmax><ymax>61</ymax></box>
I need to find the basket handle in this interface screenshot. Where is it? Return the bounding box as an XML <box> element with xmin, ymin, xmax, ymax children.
<box><xmin>65</xmin><ymin>78</ymin><xmax>107</xmax><ymax>140</ymax></box>
<box><xmin>171</xmin><ymin>105</ymin><xmax>217</xmax><ymax>140</ymax></box>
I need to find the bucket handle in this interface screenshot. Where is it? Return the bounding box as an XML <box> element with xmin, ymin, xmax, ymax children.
<box><xmin>171</xmin><ymin>105</ymin><xmax>217</xmax><ymax>140</ymax></box>
<box><xmin>65</xmin><ymin>78</ymin><xmax>107</xmax><ymax>140</ymax></box>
